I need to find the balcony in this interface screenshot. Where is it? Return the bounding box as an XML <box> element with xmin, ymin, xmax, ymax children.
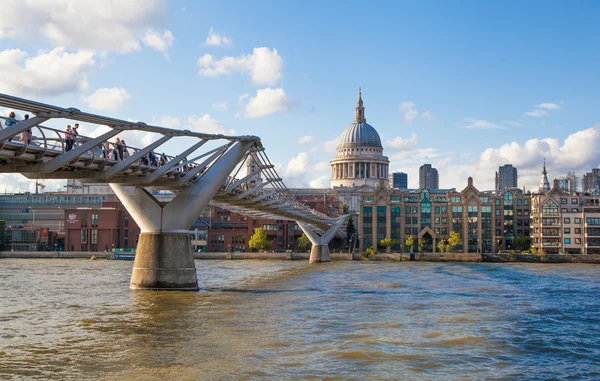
<box><xmin>542</xmin><ymin>242</ymin><xmax>561</xmax><ymax>247</ymax></box>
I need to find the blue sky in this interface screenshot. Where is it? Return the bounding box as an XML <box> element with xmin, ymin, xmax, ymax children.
<box><xmin>1</xmin><ymin>0</ymin><xmax>599</xmax><ymax>192</ymax></box>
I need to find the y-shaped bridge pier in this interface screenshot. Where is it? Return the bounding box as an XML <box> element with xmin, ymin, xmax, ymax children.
<box><xmin>0</xmin><ymin>93</ymin><xmax>347</xmax><ymax>290</ymax></box>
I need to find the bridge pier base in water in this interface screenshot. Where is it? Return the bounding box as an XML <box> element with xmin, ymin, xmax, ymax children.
<box><xmin>130</xmin><ymin>232</ymin><xmax>198</xmax><ymax>291</ymax></box>
<box><xmin>298</xmin><ymin>217</ymin><xmax>348</xmax><ymax>264</ymax></box>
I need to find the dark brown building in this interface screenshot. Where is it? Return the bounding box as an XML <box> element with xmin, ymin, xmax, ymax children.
<box><xmin>64</xmin><ymin>201</ymin><xmax>140</xmax><ymax>251</ymax></box>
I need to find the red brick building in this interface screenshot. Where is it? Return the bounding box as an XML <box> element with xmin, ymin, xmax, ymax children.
<box><xmin>64</xmin><ymin>201</ymin><xmax>140</xmax><ymax>251</ymax></box>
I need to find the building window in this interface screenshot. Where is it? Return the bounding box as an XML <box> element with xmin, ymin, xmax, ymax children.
<box><xmin>496</xmin><ymin>209</ymin><xmax>500</xmax><ymax>216</ymax></box>
<box><xmin>524</xmin><ymin>199</ymin><xmax>529</xmax><ymax>206</ymax></box>
<box><xmin>575</xmin><ymin>238</ymin><xmax>581</xmax><ymax>244</ymax></box>
<box><xmin>91</xmin><ymin>214</ymin><xmax>98</xmax><ymax>227</ymax></box>
<box><xmin>564</xmin><ymin>218</ymin><xmax>570</xmax><ymax>224</ymax></box>
<box><xmin>81</xmin><ymin>229</ymin><xmax>88</xmax><ymax>243</ymax></box>
<box><xmin>441</xmin><ymin>207</ymin><xmax>447</xmax><ymax>213</ymax></box>
<box><xmin>517</xmin><ymin>199</ymin><xmax>522</xmax><ymax>206</ymax></box>
<box><xmin>564</xmin><ymin>238</ymin><xmax>570</xmax><ymax>244</ymax></box>
<box><xmin>561</xmin><ymin>198</ymin><xmax>568</xmax><ymax>204</ymax></box>
<box><xmin>572</xmin><ymin>198</ymin><xmax>578</xmax><ymax>204</ymax></box>
<box><xmin>91</xmin><ymin>229</ymin><xmax>98</xmax><ymax>244</ymax></box>
<box><xmin>575</xmin><ymin>228</ymin><xmax>582</xmax><ymax>234</ymax></box>
<box><xmin>405</xmin><ymin>217</ymin><xmax>411</xmax><ymax>225</ymax></box>
<box><xmin>406</xmin><ymin>206</ymin><xmax>411</xmax><ymax>214</ymax></box>
<box><xmin>572</xmin><ymin>209</ymin><xmax>578</xmax><ymax>213</ymax></box>
<box><xmin>435</xmin><ymin>206</ymin><xmax>440</xmax><ymax>214</ymax></box>
<box><xmin>412</xmin><ymin>207</ymin><xmax>418</xmax><ymax>214</ymax></box>
<box><xmin>81</xmin><ymin>214</ymin><xmax>88</xmax><ymax>228</ymax></box>
<box><xmin>441</xmin><ymin>217</ymin><xmax>447</xmax><ymax>224</ymax></box>
<box><xmin>542</xmin><ymin>200</ymin><xmax>559</xmax><ymax>216</ymax></box>
<box><xmin>412</xmin><ymin>217</ymin><xmax>418</xmax><ymax>224</ymax></box>
<box><xmin>575</xmin><ymin>218</ymin><xmax>581</xmax><ymax>224</ymax></box>
<box><xmin>564</xmin><ymin>228</ymin><xmax>571</xmax><ymax>234</ymax></box>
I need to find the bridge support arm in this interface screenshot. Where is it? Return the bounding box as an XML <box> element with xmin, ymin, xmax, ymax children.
<box><xmin>297</xmin><ymin>216</ymin><xmax>348</xmax><ymax>263</ymax></box>
<box><xmin>110</xmin><ymin>140</ymin><xmax>254</xmax><ymax>291</ymax></box>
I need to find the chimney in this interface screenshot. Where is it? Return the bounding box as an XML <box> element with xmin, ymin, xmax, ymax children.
<box><xmin>468</xmin><ymin>177</ymin><xmax>473</xmax><ymax>187</ymax></box>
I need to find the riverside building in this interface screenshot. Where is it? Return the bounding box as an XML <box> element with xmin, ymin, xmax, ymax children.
<box><xmin>357</xmin><ymin>177</ymin><xmax>531</xmax><ymax>253</ymax></box>
<box><xmin>531</xmin><ymin>180</ymin><xmax>600</xmax><ymax>254</ymax></box>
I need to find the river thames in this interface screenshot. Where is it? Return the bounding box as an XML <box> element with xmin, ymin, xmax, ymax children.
<box><xmin>1</xmin><ymin>259</ymin><xmax>599</xmax><ymax>380</ymax></box>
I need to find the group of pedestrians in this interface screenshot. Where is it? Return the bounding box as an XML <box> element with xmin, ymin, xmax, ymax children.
<box><xmin>3</xmin><ymin>111</ymin><xmax>33</xmax><ymax>145</ymax></box>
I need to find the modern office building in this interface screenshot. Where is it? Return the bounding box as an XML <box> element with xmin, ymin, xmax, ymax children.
<box><xmin>495</xmin><ymin>164</ymin><xmax>518</xmax><ymax>192</ymax></box>
<box><xmin>531</xmin><ymin>180</ymin><xmax>600</xmax><ymax>254</ymax></box>
<box><xmin>330</xmin><ymin>89</ymin><xmax>390</xmax><ymax>188</ymax></box>
<box><xmin>419</xmin><ymin>164</ymin><xmax>439</xmax><ymax>189</ymax></box>
<box><xmin>392</xmin><ymin>172</ymin><xmax>408</xmax><ymax>190</ymax></box>
<box><xmin>582</xmin><ymin>169</ymin><xmax>600</xmax><ymax>193</ymax></box>
<box><xmin>358</xmin><ymin>177</ymin><xmax>531</xmax><ymax>253</ymax></box>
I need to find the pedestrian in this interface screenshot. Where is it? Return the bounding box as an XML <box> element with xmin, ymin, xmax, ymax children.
<box><xmin>159</xmin><ymin>155</ymin><xmax>166</xmax><ymax>167</ymax></box>
<box><xmin>4</xmin><ymin>111</ymin><xmax>17</xmax><ymax>129</ymax></box>
<box><xmin>114</xmin><ymin>138</ymin><xmax>123</xmax><ymax>161</ymax></box>
<box><xmin>20</xmin><ymin>114</ymin><xmax>32</xmax><ymax>145</ymax></box>
<box><xmin>148</xmin><ymin>151</ymin><xmax>157</xmax><ymax>167</ymax></box>
<box><xmin>72</xmin><ymin>123</ymin><xmax>80</xmax><ymax>147</ymax></box>
<box><xmin>121</xmin><ymin>140</ymin><xmax>129</xmax><ymax>159</ymax></box>
<box><xmin>65</xmin><ymin>125</ymin><xmax>75</xmax><ymax>151</ymax></box>
<box><xmin>102</xmin><ymin>141</ymin><xmax>110</xmax><ymax>160</ymax></box>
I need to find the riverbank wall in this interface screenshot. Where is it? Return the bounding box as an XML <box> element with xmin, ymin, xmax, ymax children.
<box><xmin>2</xmin><ymin>251</ymin><xmax>600</xmax><ymax>264</ymax></box>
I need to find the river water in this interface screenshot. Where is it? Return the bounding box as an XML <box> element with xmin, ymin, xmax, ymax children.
<box><xmin>1</xmin><ymin>259</ymin><xmax>599</xmax><ymax>380</ymax></box>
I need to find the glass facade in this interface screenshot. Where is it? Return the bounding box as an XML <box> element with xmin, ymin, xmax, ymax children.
<box><xmin>363</xmin><ymin>206</ymin><xmax>372</xmax><ymax>249</ymax></box>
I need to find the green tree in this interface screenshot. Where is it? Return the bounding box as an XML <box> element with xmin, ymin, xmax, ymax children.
<box><xmin>405</xmin><ymin>236</ymin><xmax>415</xmax><ymax>253</ymax></box>
<box><xmin>0</xmin><ymin>219</ymin><xmax>6</xmax><ymax>251</ymax></box>
<box><xmin>249</xmin><ymin>228</ymin><xmax>269</xmax><ymax>251</ymax></box>
<box><xmin>437</xmin><ymin>239</ymin><xmax>449</xmax><ymax>253</ymax></box>
<box><xmin>343</xmin><ymin>203</ymin><xmax>349</xmax><ymax>214</ymax></box>
<box><xmin>513</xmin><ymin>234</ymin><xmax>531</xmax><ymax>251</ymax></box>
<box><xmin>379</xmin><ymin>238</ymin><xmax>394</xmax><ymax>250</ymax></box>
<box><xmin>297</xmin><ymin>233</ymin><xmax>312</xmax><ymax>251</ymax></box>
<box><xmin>448</xmin><ymin>231</ymin><xmax>461</xmax><ymax>252</ymax></box>
<box><xmin>346</xmin><ymin>215</ymin><xmax>355</xmax><ymax>237</ymax></box>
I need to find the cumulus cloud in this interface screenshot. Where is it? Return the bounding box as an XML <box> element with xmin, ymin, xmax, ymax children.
<box><xmin>462</xmin><ymin>118</ymin><xmax>505</xmax><ymax>129</ymax></box>
<box><xmin>141</xmin><ymin>29</ymin><xmax>174</xmax><ymax>56</ymax></box>
<box><xmin>297</xmin><ymin>135</ymin><xmax>313</xmax><ymax>144</ymax></box>
<box><xmin>388</xmin><ymin>133</ymin><xmax>418</xmax><ymax>149</ymax></box>
<box><xmin>284</xmin><ymin>152</ymin><xmax>310</xmax><ymax>178</ymax></box>
<box><xmin>0</xmin><ymin>48</ymin><xmax>95</xmax><ymax>97</ymax></box>
<box><xmin>205</xmin><ymin>27</ymin><xmax>232</xmax><ymax>46</ymax></box>
<box><xmin>187</xmin><ymin>114</ymin><xmax>236</xmax><ymax>135</ymax></box>
<box><xmin>309</xmin><ymin>175</ymin><xmax>330</xmax><ymax>188</ymax></box>
<box><xmin>151</xmin><ymin>115</ymin><xmax>181</xmax><ymax>129</ymax></box>
<box><xmin>212</xmin><ymin>101</ymin><xmax>228</xmax><ymax>111</ymax></box>
<box><xmin>400</xmin><ymin>101</ymin><xmax>433</xmax><ymax>122</ymax></box>
<box><xmin>84</xmin><ymin>87</ymin><xmax>131</xmax><ymax>111</ymax></box>
<box><xmin>0</xmin><ymin>0</ymin><xmax>168</xmax><ymax>53</ymax></box>
<box><xmin>242</xmin><ymin>88</ymin><xmax>290</xmax><ymax>118</ymax></box>
<box><xmin>197</xmin><ymin>47</ymin><xmax>283</xmax><ymax>85</ymax></box>
<box><xmin>313</xmin><ymin>161</ymin><xmax>330</xmax><ymax>171</ymax></box>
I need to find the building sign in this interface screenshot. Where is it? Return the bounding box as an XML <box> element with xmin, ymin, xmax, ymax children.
<box><xmin>68</xmin><ymin>213</ymin><xmax>78</xmax><ymax>224</ymax></box>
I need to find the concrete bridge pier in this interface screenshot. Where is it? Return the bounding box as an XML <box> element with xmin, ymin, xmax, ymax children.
<box><xmin>110</xmin><ymin>141</ymin><xmax>253</xmax><ymax>291</ymax></box>
<box><xmin>297</xmin><ymin>217</ymin><xmax>348</xmax><ymax>263</ymax></box>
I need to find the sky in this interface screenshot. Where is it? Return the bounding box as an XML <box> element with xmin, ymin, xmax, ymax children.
<box><xmin>1</xmin><ymin>0</ymin><xmax>599</xmax><ymax>193</ymax></box>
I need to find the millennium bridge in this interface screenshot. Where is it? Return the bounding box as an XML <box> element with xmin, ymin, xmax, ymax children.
<box><xmin>0</xmin><ymin>93</ymin><xmax>347</xmax><ymax>290</ymax></box>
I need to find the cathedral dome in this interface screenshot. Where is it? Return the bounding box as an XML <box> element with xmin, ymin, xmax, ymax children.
<box><xmin>339</xmin><ymin>122</ymin><xmax>382</xmax><ymax>147</ymax></box>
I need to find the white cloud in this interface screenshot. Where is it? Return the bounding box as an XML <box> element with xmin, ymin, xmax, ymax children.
<box><xmin>525</xmin><ymin>102</ymin><xmax>561</xmax><ymax>118</ymax></box>
<box><xmin>313</xmin><ymin>161</ymin><xmax>330</xmax><ymax>171</ymax></box>
<box><xmin>0</xmin><ymin>48</ymin><xmax>94</xmax><ymax>97</ymax></box>
<box><xmin>390</xmin><ymin>147</ymin><xmax>439</xmax><ymax>162</ymax></box>
<box><xmin>205</xmin><ymin>27</ymin><xmax>232</xmax><ymax>46</ymax></box>
<box><xmin>141</xmin><ymin>29</ymin><xmax>174</xmax><ymax>56</ymax></box>
<box><xmin>0</xmin><ymin>0</ymin><xmax>168</xmax><ymax>54</ymax></box>
<box><xmin>187</xmin><ymin>114</ymin><xmax>236</xmax><ymax>135</ymax></box>
<box><xmin>84</xmin><ymin>87</ymin><xmax>131</xmax><ymax>111</ymax></box>
<box><xmin>309</xmin><ymin>175</ymin><xmax>330</xmax><ymax>188</ymax></box>
<box><xmin>537</xmin><ymin>103</ymin><xmax>560</xmax><ymax>110</ymax></box>
<box><xmin>388</xmin><ymin>133</ymin><xmax>418</xmax><ymax>149</ymax></box>
<box><xmin>462</xmin><ymin>118</ymin><xmax>505</xmax><ymax>129</ymax></box>
<box><xmin>242</xmin><ymin>88</ymin><xmax>290</xmax><ymax>118</ymax></box>
<box><xmin>324</xmin><ymin>137</ymin><xmax>339</xmax><ymax>153</ymax></box>
<box><xmin>400</xmin><ymin>101</ymin><xmax>418</xmax><ymax>122</ymax></box>
<box><xmin>400</xmin><ymin>101</ymin><xmax>432</xmax><ymax>122</ymax></box>
<box><xmin>151</xmin><ymin>115</ymin><xmax>181</xmax><ymax>129</ymax></box>
<box><xmin>298</xmin><ymin>135</ymin><xmax>313</xmax><ymax>144</ymax></box>
<box><xmin>421</xmin><ymin>111</ymin><xmax>434</xmax><ymax>120</ymax></box>
<box><xmin>525</xmin><ymin>109</ymin><xmax>548</xmax><ymax>118</ymax></box>
<box><xmin>197</xmin><ymin>47</ymin><xmax>283</xmax><ymax>85</ymax></box>
<box><xmin>284</xmin><ymin>152</ymin><xmax>310</xmax><ymax>178</ymax></box>
<box><xmin>212</xmin><ymin>101</ymin><xmax>228</xmax><ymax>111</ymax></box>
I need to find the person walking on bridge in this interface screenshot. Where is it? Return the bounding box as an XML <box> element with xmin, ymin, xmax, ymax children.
<box><xmin>4</xmin><ymin>111</ymin><xmax>17</xmax><ymax>129</ymax></box>
<box><xmin>64</xmin><ymin>125</ymin><xmax>75</xmax><ymax>152</ymax></box>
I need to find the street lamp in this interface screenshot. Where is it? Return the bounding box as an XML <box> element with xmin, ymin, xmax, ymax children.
<box><xmin>29</xmin><ymin>207</ymin><xmax>36</xmax><ymax>228</ymax></box>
